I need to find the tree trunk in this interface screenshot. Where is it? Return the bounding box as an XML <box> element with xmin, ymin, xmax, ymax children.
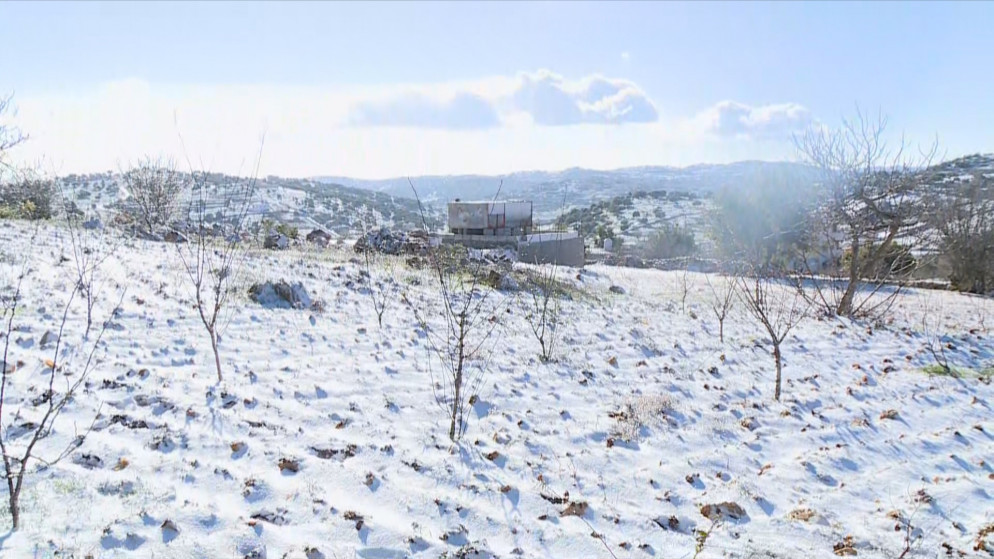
<box><xmin>837</xmin><ymin>236</ymin><xmax>861</xmax><ymax>316</ymax></box>
<box><xmin>210</xmin><ymin>329</ymin><xmax>222</xmax><ymax>382</ymax></box>
<box><xmin>719</xmin><ymin>319</ymin><xmax>724</xmax><ymax>344</ymax></box>
<box><xmin>449</xmin><ymin>317</ymin><xmax>466</xmax><ymax>441</ymax></box>
<box><xmin>773</xmin><ymin>344</ymin><xmax>783</xmax><ymax>401</ymax></box>
<box><xmin>8</xmin><ymin>489</ymin><xmax>19</xmax><ymax>530</ymax></box>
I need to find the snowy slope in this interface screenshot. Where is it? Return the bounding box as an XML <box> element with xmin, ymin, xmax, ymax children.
<box><xmin>0</xmin><ymin>219</ymin><xmax>992</xmax><ymax>559</ymax></box>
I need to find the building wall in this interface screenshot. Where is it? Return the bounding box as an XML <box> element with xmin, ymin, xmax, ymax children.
<box><xmin>519</xmin><ymin>235</ymin><xmax>585</xmax><ymax>267</ymax></box>
<box><xmin>448</xmin><ymin>201</ymin><xmax>533</xmax><ymax>233</ymax></box>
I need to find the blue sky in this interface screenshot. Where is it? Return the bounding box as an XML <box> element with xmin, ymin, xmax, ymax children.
<box><xmin>1</xmin><ymin>1</ymin><xmax>992</xmax><ymax>178</ymax></box>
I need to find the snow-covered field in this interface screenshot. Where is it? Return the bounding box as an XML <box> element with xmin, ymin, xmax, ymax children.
<box><xmin>1</xmin><ymin>219</ymin><xmax>992</xmax><ymax>559</ymax></box>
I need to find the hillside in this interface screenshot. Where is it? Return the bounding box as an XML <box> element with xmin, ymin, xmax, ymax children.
<box><xmin>1</xmin><ymin>220</ymin><xmax>992</xmax><ymax>558</ymax></box>
<box><xmin>315</xmin><ymin>161</ymin><xmax>818</xmax><ymax>221</ymax></box>
<box><xmin>57</xmin><ymin>172</ymin><xmax>433</xmax><ymax>235</ymax></box>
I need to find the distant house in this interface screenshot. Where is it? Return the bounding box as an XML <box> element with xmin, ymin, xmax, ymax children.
<box><xmin>443</xmin><ymin>200</ymin><xmax>585</xmax><ymax>267</ymax></box>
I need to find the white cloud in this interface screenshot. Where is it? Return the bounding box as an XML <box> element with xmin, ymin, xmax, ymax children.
<box><xmin>347</xmin><ymin>91</ymin><xmax>500</xmax><ymax>130</ymax></box>
<box><xmin>508</xmin><ymin>70</ymin><xmax>658</xmax><ymax>126</ymax></box>
<box><xmin>341</xmin><ymin>70</ymin><xmax>659</xmax><ymax>129</ymax></box>
<box><xmin>697</xmin><ymin>100</ymin><xmax>813</xmax><ymax>139</ymax></box>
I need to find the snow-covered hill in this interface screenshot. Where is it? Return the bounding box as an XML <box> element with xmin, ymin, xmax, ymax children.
<box><xmin>57</xmin><ymin>172</ymin><xmax>433</xmax><ymax>235</ymax></box>
<box><xmin>0</xmin><ymin>219</ymin><xmax>992</xmax><ymax>559</ymax></box>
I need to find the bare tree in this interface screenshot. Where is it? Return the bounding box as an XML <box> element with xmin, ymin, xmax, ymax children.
<box><xmin>55</xmin><ymin>182</ymin><xmax>122</xmax><ymax>339</ymax></box>
<box><xmin>0</xmin><ymin>93</ymin><xmax>26</xmax><ymax>176</ymax></box>
<box><xmin>736</xmin><ymin>269</ymin><xmax>807</xmax><ymax>401</ymax></box>
<box><xmin>526</xmin><ymin>257</ymin><xmax>563</xmax><ymax>363</ymax></box>
<box><xmin>406</xmin><ymin>181</ymin><xmax>507</xmax><ymax>441</ymax></box>
<box><xmin>121</xmin><ymin>156</ymin><xmax>185</xmax><ymax>233</ymax></box>
<box><xmin>526</xmin><ymin>189</ymin><xmax>569</xmax><ymax>363</ymax></box>
<box><xmin>1</xmin><ymin>249</ymin><xmax>121</xmax><ymax>530</ymax></box>
<box><xmin>929</xmin><ymin>170</ymin><xmax>994</xmax><ymax>294</ymax></box>
<box><xmin>795</xmin><ymin>108</ymin><xmax>938</xmax><ymax>318</ymax></box>
<box><xmin>356</xmin><ymin>208</ymin><xmax>390</xmax><ymax>329</ymax></box>
<box><xmin>176</xmin><ymin>168</ymin><xmax>259</xmax><ymax>383</ymax></box>
<box><xmin>704</xmin><ymin>267</ymin><xmax>736</xmax><ymax>344</ymax></box>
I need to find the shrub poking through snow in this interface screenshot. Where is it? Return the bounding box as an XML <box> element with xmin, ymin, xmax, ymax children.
<box><xmin>610</xmin><ymin>395</ymin><xmax>673</xmax><ymax>442</ymax></box>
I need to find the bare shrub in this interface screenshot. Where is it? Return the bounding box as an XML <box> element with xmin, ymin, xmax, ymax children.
<box><xmin>919</xmin><ymin>296</ymin><xmax>953</xmax><ymax>376</ymax></box>
<box><xmin>122</xmin><ymin>156</ymin><xmax>185</xmax><ymax>233</ymax></box>
<box><xmin>736</xmin><ymin>270</ymin><xmax>807</xmax><ymax>401</ymax></box>
<box><xmin>611</xmin><ymin>394</ymin><xmax>672</xmax><ymax>442</ymax></box>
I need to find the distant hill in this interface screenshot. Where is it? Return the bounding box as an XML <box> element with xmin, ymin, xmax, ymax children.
<box><xmin>56</xmin><ymin>172</ymin><xmax>434</xmax><ymax>235</ymax></box>
<box><xmin>314</xmin><ymin>161</ymin><xmax>819</xmax><ymax>221</ymax></box>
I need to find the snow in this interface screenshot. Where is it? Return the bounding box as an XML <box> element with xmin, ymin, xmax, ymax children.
<box><xmin>0</xmin><ymin>219</ymin><xmax>992</xmax><ymax>558</ymax></box>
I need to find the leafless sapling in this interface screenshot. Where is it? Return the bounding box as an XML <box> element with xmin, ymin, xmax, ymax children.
<box><xmin>704</xmin><ymin>266</ymin><xmax>736</xmax><ymax>344</ymax></box>
<box><xmin>1</xmin><ymin>250</ymin><xmax>122</xmax><ymax>530</ymax></box>
<box><xmin>56</xmin><ymin>181</ymin><xmax>122</xmax><ymax>339</ymax></box>
<box><xmin>526</xmin><ymin>252</ymin><xmax>564</xmax><ymax>363</ymax></box>
<box><xmin>406</xmin><ymin>180</ymin><xmax>508</xmax><ymax>441</ymax></box>
<box><xmin>175</xmin><ymin>166</ymin><xmax>259</xmax><ymax>383</ymax></box>
<box><xmin>736</xmin><ymin>269</ymin><xmax>807</xmax><ymax>401</ymax></box>
<box><xmin>525</xmin><ymin>188</ymin><xmax>570</xmax><ymax>363</ymax></box>
<box><xmin>357</xmin><ymin>207</ymin><xmax>390</xmax><ymax>329</ymax></box>
<box><xmin>678</xmin><ymin>263</ymin><xmax>691</xmax><ymax>314</ymax></box>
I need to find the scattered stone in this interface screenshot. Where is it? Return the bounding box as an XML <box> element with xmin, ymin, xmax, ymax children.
<box><xmin>251</xmin><ymin>508</ymin><xmax>289</xmax><ymax>525</ymax></box>
<box><xmin>609</xmin><ymin>285</ymin><xmax>626</xmax><ymax>295</ymax></box>
<box><xmin>343</xmin><ymin>510</ymin><xmax>365</xmax><ymax>531</ymax></box>
<box><xmin>264</xmin><ymin>233</ymin><xmax>290</xmax><ymax>250</ymax></box>
<box><xmin>249</xmin><ymin>281</ymin><xmax>313</xmax><ymax>310</ymax></box>
<box><xmin>880</xmin><ymin>409</ymin><xmax>899</xmax><ymax>421</ymax></box>
<box><xmin>39</xmin><ymin>330</ymin><xmax>58</xmax><ymax>349</ymax></box>
<box><xmin>73</xmin><ymin>453</ymin><xmax>103</xmax><ymax>469</ymax></box>
<box><xmin>787</xmin><ymin>508</ymin><xmax>816</xmax><ymax>522</ymax></box>
<box><xmin>560</xmin><ymin>501</ymin><xmax>589</xmax><ymax>517</ymax></box>
<box><xmin>305</xmin><ymin>229</ymin><xmax>332</xmax><ymax>246</ymax></box>
<box><xmin>354</xmin><ymin>228</ymin><xmax>429</xmax><ymax>256</ymax></box>
<box><xmin>164</xmin><ymin>230</ymin><xmax>188</xmax><ymax>243</ymax></box>
<box><xmin>278</xmin><ymin>457</ymin><xmax>300</xmax><ymax>473</ymax></box>
<box><xmin>700</xmin><ymin>501</ymin><xmax>747</xmax><ymax>522</ymax></box>
<box><xmin>833</xmin><ymin>535</ymin><xmax>857</xmax><ymax>556</ymax></box>
<box><xmin>311</xmin><ymin>444</ymin><xmax>357</xmax><ymax>460</ymax></box>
